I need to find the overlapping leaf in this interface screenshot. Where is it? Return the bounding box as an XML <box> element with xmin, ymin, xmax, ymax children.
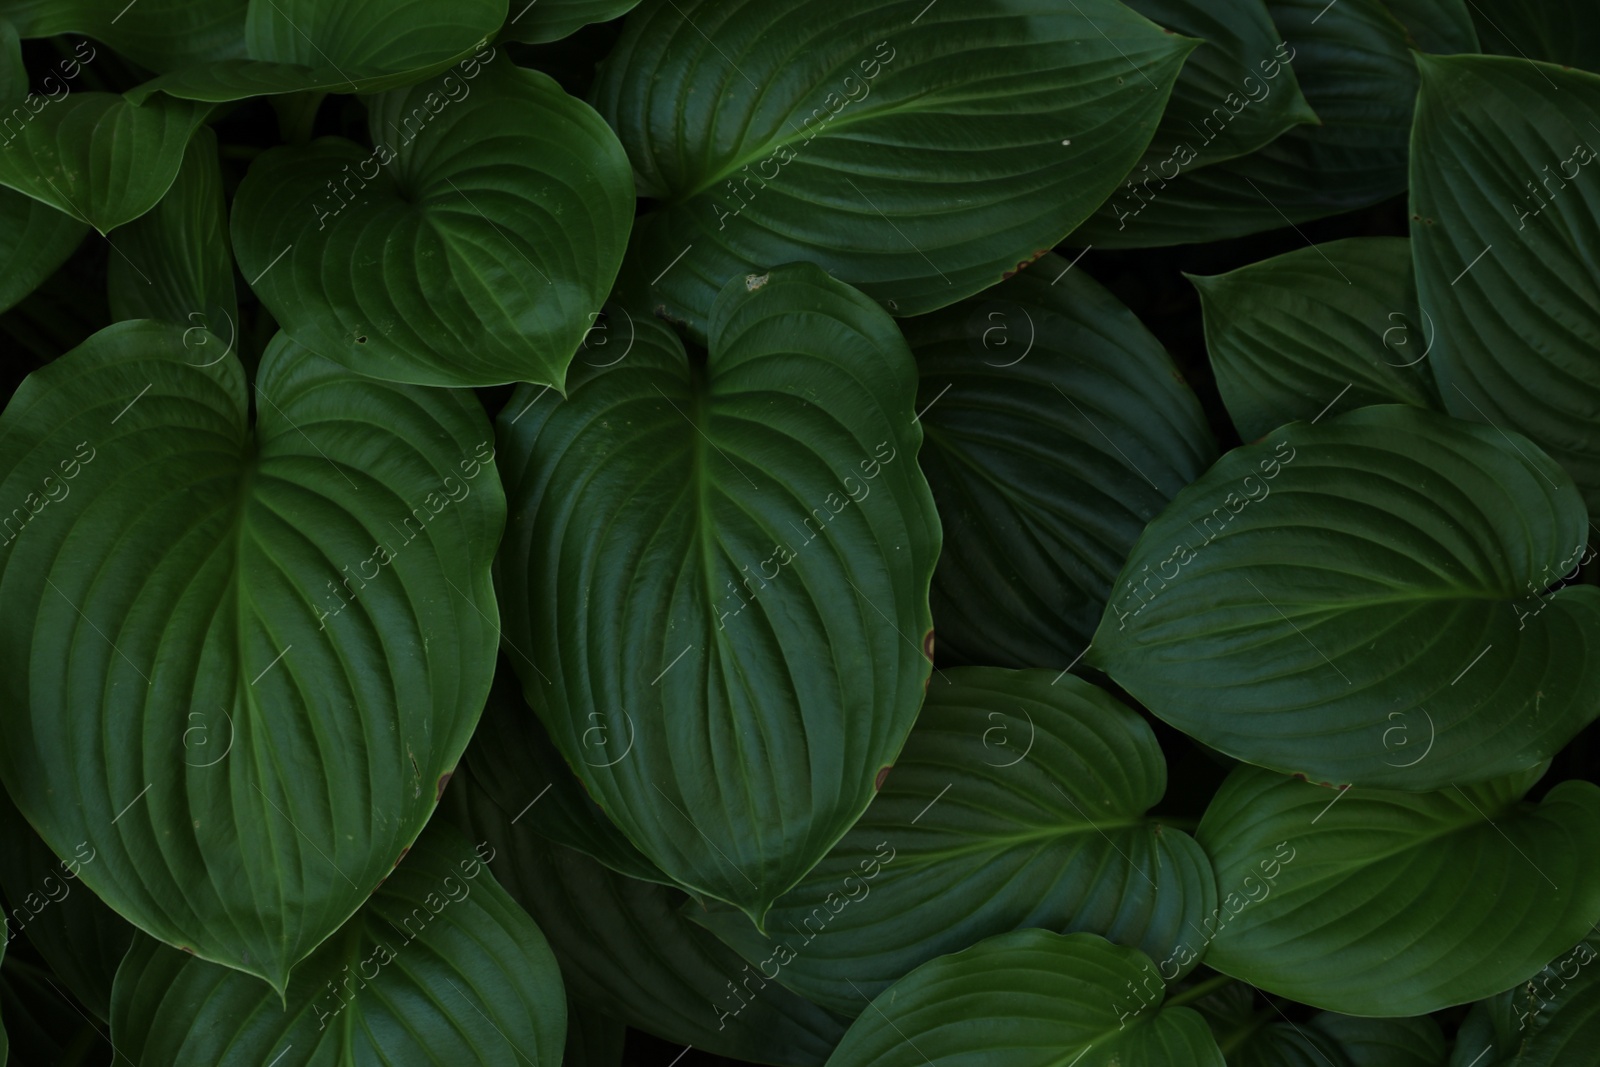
<box><xmin>0</xmin><ymin>91</ymin><xmax>206</xmax><ymax>233</ymax></box>
<box><xmin>1451</xmin><ymin>934</ymin><xmax>1600</xmax><ymax>1067</ymax></box>
<box><xmin>1198</xmin><ymin>766</ymin><xmax>1600</xmax><ymax>1016</ymax></box>
<box><xmin>232</xmin><ymin>60</ymin><xmax>634</xmax><ymax>389</ymax></box>
<box><xmin>1465</xmin><ymin>0</ymin><xmax>1596</xmax><ymax>71</ymax></box>
<box><xmin>596</xmin><ymin>0</ymin><xmax>1195</xmax><ymax>333</ymax></box>
<box><xmin>1410</xmin><ymin>55</ymin><xmax>1600</xmax><ymax>511</ymax></box>
<box><xmin>126</xmin><ymin>0</ymin><xmax>504</xmax><ymax>102</ymax></box>
<box><xmin>694</xmin><ymin>668</ymin><xmax>1216</xmax><ymax>1015</ymax></box>
<box><xmin>1091</xmin><ymin>405</ymin><xmax>1600</xmax><ymax>790</ymax></box>
<box><xmin>110</xmin><ymin>822</ymin><xmax>567</xmax><ymax>1065</ymax></box>
<box><xmin>904</xmin><ymin>255</ymin><xmax>1216</xmax><ymax>667</ymax></box>
<box><xmin>447</xmin><ymin>768</ymin><xmax>849</xmax><ymax>1066</ymax></box>
<box><xmin>501</xmin><ymin>0</ymin><xmax>640</xmax><ymax>43</ymax></box>
<box><xmin>496</xmin><ymin>264</ymin><xmax>940</xmax><ymax>918</ymax></box>
<box><xmin>1197</xmin><ymin>983</ymin><xmax>1448</xmax><ymax>1067</ymax></box>
<box><xmin>0</xmin><ymin>322</ymin><xmax>503</xmax><ymax>991</ymax></box>
<box><xmin>0</xmin><ymin>0</ymin><xmax>246</xmax><ymax>72</ymax></box>
<box><xmin>825</xmin><ymin>930</ymin><xmax>1225</xmax><ymax>1067</ymax></box>
<box><xmin>0</xmin><ymin>188</ymin><xmax>83</xmax><ymax>315</ymax></box>
<box><xmin>1191</xmin><ymin>237</ymin><xmax>1438</xmax><ymax>441</ymax></box>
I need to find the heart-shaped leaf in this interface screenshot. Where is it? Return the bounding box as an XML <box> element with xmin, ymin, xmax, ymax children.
<box><xmin>0</xmin><ymin>0</ymin><xmax>246</xmax><ymax>72</ymax></box>
<box><xmin>496</xmin><ymin>264</ymin><xmax>940</xmax><ymax>919</ymax></box>
<box><xmin>1190</xmin><ymin>237</ymin><xmax>1439</xmax><ymax>442</ymax></box>
<box><xmin>596</xmin><ymin>0</ymin><xmax>1195</xmax><ymax>333</ymax></box>
<box><xmin>1410</xmin><ymin>55</ymin><xmax>1600</xmax><ymax>512</ymax></box>
<box><xmin>445</xmin><ymin>767</ymin><xmax>849</xmax><ymax>1066</ymax></box>
<box><xmin>0</xmin><ymin>91</ymin><xmax>207</xmax><ymax>233</ymax></box>
<box><xmin>1091</xmin><ymin>405</ymin><xmax>1600</xmax><ymax>790</ymax></box>
<box><xmin>126</xmin><ymin>0</ymin><xmax>504</xmax><ymax>102</ymax></box>
<box><xmin>1198</xmin><ymin>765</ymin><xmax>1600</xmax><ymax>1016</ymax></box>
<box><xmin>110</xmin><ymin>820</ymin><xmax>567</xmax><ymax>1065</ymax></box>
<box><xmin>903</xmin><ymin>253</ymin><xmax>1216</xmax><ymax>668</ymax></box>
<box><xmin>501</xmin><ymin>0</ymin><xmax>640</xmax><ymax>43</ymax></box>
<box><xmin>693</xmin><ymin>668</ymin><xmax>1217</xmax><ymax>1015</ymax></box>
<box><xmin>232</xmin><ymin>60</ymin><xmax>634</xmax><ymax>389</ymax></box>
<box><xmin>1452</xmin><ymin>934</ymin><xmax>1600</xmax><ymax>1066</ymax></box>
<box><xmin>825</xmin><ymin>929</ymin><xmax>1225</xmax><ymax>1067</ymax></box>
<box><xmin>0</xmin><ymin>322</ymin><xmax>503</xmax><ymax>991</ymax></box>
<box><xmin>107</xmin><ymin>126</ymin><xmax>238</xmax><ymax>334</ymax></box>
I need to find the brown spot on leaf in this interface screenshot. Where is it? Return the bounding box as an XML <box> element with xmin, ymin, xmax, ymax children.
<box><xmin>436</xmin><ymin>769</ymin><xmax>454</xmax><ymax>802</ymax></box>
<box><xmin>875</xmin><ymin>766</ymin><xmax>893</xmax><ymax>791</ymax></box>
<box><xmin>394</xmin><ymin>846</ymin><xmax>410</xmax><ymax>869</ymax></box>
<box><xmin>922</xmin><ymin>629</ymin><xmax>936</xmax><ymax>662</ymax></box>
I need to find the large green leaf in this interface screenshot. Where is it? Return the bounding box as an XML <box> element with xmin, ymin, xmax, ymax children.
<box><xmin>1075</xmin><ymin>0</ymin><xmax>1422</xmax><ymax>246</ymax></box>
<box><xmin>1310</xmin><ymin>1013</ymin><xmax>1447</xmax><ymax>1067</ymax></box>
<box><xmin>107</xmin><ymin>126</ymin><xmax>237</xmax><ymax>335</ymax></box>
<box><xmin>1123</xmin><ymin>0</ymin><xmax>1317</xmax><ymax>166</ymax></box>
<box><xmin>596</xmin><ymin>0</ymin><xmax>1195</xmax><ymax>334</ymax></box>
<box><xmin>0</xmin><ymin>91</ymin><xmax>206</xmax><ymax>234</ymax></box>
<box><xmin>126</xmin><ymin>0</ymin><xmax>504</xmax><ymax>102</ymax></box>
<box><xmin>1191</xmin><ymin>237</ymin><xmax>1439</xmax><ymax>442</ymax></box>
<box><xmin>1410</xmin><ymin>55</ymin><xmax>1600</xmax><ymax>513</ymax></box>
<box><xmin>0</xmin><ymin>188</ymin><xmax>84</xmax><ymax>316</ymax></box>
<box><xmin>694</xmin><ymin>668</ymin><xmax>1216</xmax><ymax>1015</ymax></box>
<box><xmin>501</xmin><ymin>0</ymin><xmax>640</xmax><ymax>43</ymax></box>
<box><xmin>904</xmin><ymin>254</ymin><xmax>1216</xmax><ymax>668</ymax></box>
<box><xmin>1197</xmin><ymin>985</ymin><xmax>1447</xmax><ymax>1067</ymax></box>
<box><xmin>1090</xmin><ymin>405</ymin><xmax>1600</xmax><ymax>791</ymax></box>
<box><xmin>496</xmin><ymin>264</ymin><xmax>940</xmax><ymax>919</ymax></box>
<box><xmin>232</xmin><ymin>61</ymin><xmax>633</xmax><ymax>389</ymax></box>
<box><xmin>1465</xmin><ymin>0</ymin><xmax>1598</xmax><ymax>73</ymax></box>
<box><xmin>0</xmin><ymin>322</ymin><xmax>503</xmax><ymax>992</ymax></box>
<box><xmin>825</xmin><ymin>929</ymin><xmax>1225</xmax><ymax>1067</ymax></box>
<box><xmin>0</xmin><ymin>791</ymin><xmax>132</xmax><ymax>1021</ymax></box>
<box><xmin>1450</xmin><ymin>932</ymin><xmax>1600</xmax><ymax>1067</ymax></box>
<box><xmin>1198</xmin><ymin>765</ymin><xmax>1600</xmax><ymax>1016</ymax></box>
<box><xmin>109</xmin><ymin>820</ymin><xmax>566</xmax><ymax>1065</ymax></box>
<box><xmin>0</xmin><ymin>0</ymin><xmax>246</xmax><ymax>72</ymax></box>
<box><xmin>446</xmin><ymin>767</ymin><xmax>849</xmax><ymax>1066</ymax></box>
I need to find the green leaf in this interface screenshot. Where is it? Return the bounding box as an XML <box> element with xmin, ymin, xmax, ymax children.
<box><xmin>1451</xmin><ymin>934</ymin><xmax>1600</xmax><ymax>1067</ymax></box>
<box><xmin>107</xmin><ymin>126</ymin><xmax>237</xmax><ymax>336</ymax></box>
<box><xmin>1465</xmin><ymin>0</ymin><xmax>1598</xmax><ymax>73</ymax></box>
<box><xmin>126</xmin><ymin>0</ymin><xmax>504</xmax><ymax>102</ymax></box>
<box><xmin>1190</xmin><ymin>237</ymin><xmax>1439</xmax><ymax>442</ymax></box>
<box><xmin>1197</xmin><ymin>765</ymin><xmax>1600</xmax><ymax>1016</ymax></box>
<box><xmin>0</xmin><ymin>187</ymin><xmax>85</xmax><ymax>316</ymax></box>
<box><xmin>1123</xmin><ymin>0</ymin><xmax>1318</xmax><ymax>166</ymax></box>
<box><xmin>0</xmin><ymin>91</ymin><xmax>207</xmax><ymax>234</ymax></box>
<box><xmin>1309</xmin><ymin>1013</ymin><xmax>1447</xmax><ymax>1067</ymax></box>
<box><xmin>1075</xmin><ymin>0</ymin><xmax>1420</xmax><ymax>247</ymax></box>
<box><xmin>825</xmin><ymin>929</ymin><xmax>1225</xmax><ymax>1067</ymax></box>
<box><xmin>564</xmin><ymin>1001</ymin><xmax>627</xmax><ymax>1067</ymax></box>
<box><xmin>1410</xmin><ymin>55</ymin><xmax>1600</xmax><ymax>513</ymax></box>
<box><xmin>1195</xmin><ymin>987</ymin><xmax>1447</xmax><ymax>1067</ymax></box>
<box><xmin>445</xmin><ymin>767</ymin><xmax>849</xmax><ymax>1066</ymax></box>
<box><xmin>501</xmin><ymin>0</ymin><xmax>640</xmax><ymax>43</ymax></box>
<box><xmin>904</xmin><ymin>254</ymin><xmax>1216</xmax><ymax>668</ymax></box>
<box><xmin>231</xmin><ymin>60</ymin><xmax>634</xmax><ymax>389</ymax></box>
<box><xmin>694</xmin><ymin>667</ymin><xmax>1217</xmax><ymax>1015</ymax></box>
<box><xmin>110</xmin><ymin>820</ymin><xmax>566</xmax><ymax>1065</ymax></box>
<box><xmin>0</xmin><ymin>1</ymin><xmax>247</xmax><ymax>72</ymax></box>
<box><xmin>466</xmin><ymin>655</ymin><xmax>670</xmax><ymax>886</ymax></box>
<box><xmin>596</xmin><ymin>0</ymin><xmax>1195</xmax><ymax>334</ymax></box>
<box><xmin>1382</xmin><ymin>0</ymin><xmax>1479</xmax><ymax>54</ymax></box>
<box><xmin>496</xmin><ymin>264</ymin><xmax>940</xmax><ymax>919</ymax></box>
<box><xmin>0</xmin><ymin>322</ymin><xmax>503</xmax><ymax>992</ymax></box>
<box><xmin>0</xmin><ymin>791</ymin><xmax>132</xmax><ymax>1021</ymax></box>
<box><xmin>1091</xmin><ymin>405</ymin><xmax>1600</xmax><ymax>791</ymax></box>
<box><xmin>0</xmin><ymin>19</ymin><xmax>24</xmax><ymax>99</ymax></box>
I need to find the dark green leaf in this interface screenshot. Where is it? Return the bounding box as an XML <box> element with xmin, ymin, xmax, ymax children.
<box><xmin>501</xmin><ymin>0</ymin><xmax>640</xmax><ymax>43</ymax></box>
<box><xmin>1466</xmin><ymin>0</ymin><xmax>1599</xmax><ymax>73</ymax></box>
<box><xmin>1309</xmin><ymin>1013</ymin><xmax>1447</xmax><ymax>1067</ymax></box>
<box><xmin>597</xmin><ymin>0</ymin><xmax>1195</xmax><ymax>333</ymax></box>
<box><xmin>1190</xmin><ymin>237</ymin><xmax>1438</xmax><ymax>442</ymax></box>
<box><xmin>1091</xmin><ymin>405</ymin><xmax>1600</xmax><ymax>791</ymax></box>
<box><xmin>0</xmin><ymin>1</ymin><xmax>246</xmax><ymax>72</ymax></box>
<box><xmin>231</xmin><ymin>60</ymin><xmax>634</xmax><ymax>389</ymax></box>
<box><xmin>0</xmin><ymin>323</ymin><xmax>503</xmax><ymax>992</ymax></box>
<box><xmin>1451</xmin><ymin>934</ymin><xmax>1600</xmax><ymax>1067</ymax></box>
<box><xmin>496</xmin><ymin>264</ymin><xmax>940</xmax><ymax>919</ymax></box>
<box><xmin>694</xmin><ymin>668</ymin><xmax>1216</xmax><ymax>1016</ymax></box>
<box><xmin>564</xmin><ymin>1001</ymin><xmax>627</xmax><ymax>1067</ymax></box>
<box><xmin>0</xmin><ymin>187</ymin><xmax>84</xmax><ymax>316</ymax></box>
<box><xmin>905</xmin><ymin>254</ymin><xmax>1216</xmax><ymax>668</ymax></box>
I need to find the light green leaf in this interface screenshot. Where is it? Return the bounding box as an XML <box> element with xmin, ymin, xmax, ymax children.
<box><xmin>0</xmin><ymin>322</ymin><xmax>503</xmax><ymax>992</ymax></box>
<box><xmin>0</xmin><ymin>1</ymin><xmax>246</xmax><ymax>72</ymax></box>
<box><xmin>0</xmin><ymin>187</ymin><xmax>84</xmax><ymax>316</ymax></box>
<box><xmin>1410</xmin><ymin>55</ymin><xmax>1600</xmax><ymax>513</ymax></box>
<box><xmin>1198</xmin><ymin>765</ymin><xmax>1600</xmax><ymax>1016</ymax></box>
<box><xmin>107</xmin><ymin>126</ymin><xmax>237</xmax><ymax>335</ymax></box>
<box><xmin>696</xmin><ymin>668</ymin><xmax>1215</xmax><ymax>1015</ymax></box>
<box><xmin>597</xmin><ymin>0</ymin><xmax>1195</xmax><ymax>334</ymax></box>
<box><xmin>1191</xmin><ymin>237</ymin><xmax>1439</xmax><ymax>442</ymax></box>
<box><xmin>446</xmin><ymin>767</ymin><xmax>849</xmax><ymax>1066</ymax></box>
<box><xmin>109</xmin><ymin>820</ymin><xmax>566</xmax><ymax>1066</ymax></box>
<box><xmin>825</xmin><ymin>929</ymin><xmax>1225</xmax><ymax>1067</ymax></box>
<box><xmin>231</xmin><ymin>60</ymin><xmax>633</xmax><ymax>389</ymax></box>
<box><xmin>1450</xmin><ymin>933</ymin><xmax>1600</xmax><ymax>1067</ymax></box>
<box><xmin>126</xmin><ymin>0</ymin><xmax>504</xmax><ymax>102</ymax></box>
<box><xmin>1075</xmin><ymin>0</ymin><xmax>1420</xmax><ymax>247</ymax></box>
<box><xmin>501</xmin><ymin>0</ymin><xmax>639</xmax><ymax>43</ymax></box>
<box><xmin>1090</xmin><ymin>405</ymin><xmax>1600</xmax><ymax>791</ymax></box>
<box><xmin>496</xmin><ymin>264</ymin><xmax>940</xmax><ymax>919</ymax></box>
<box><xmin>904</xmin><ymin>254</ymin><xmax>1216</xmax><ymax>668</ymax></box>
<box><xmin>0</xmin><ymin>91</ymin><xmax>207</xmax><ymax>234</ymax></box>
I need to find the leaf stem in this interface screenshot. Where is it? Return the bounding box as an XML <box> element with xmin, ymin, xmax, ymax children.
<box><xmin>1164</xmin><ymin>972</ymin><xmax>1234</xmax><ymax>1008</ymax></box>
